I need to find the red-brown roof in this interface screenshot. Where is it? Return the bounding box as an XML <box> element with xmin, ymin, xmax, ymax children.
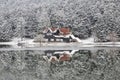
<box><xmin>44</xmin><ymin>27</ymin><xmax>71</xmax><ymax>35</ymax></box>
<box><xmin>59</xmin><ymin>54</ymin><xmax>71</xmax><ymax>61</ymax></box>
<box><xmin>51</xmin><ymin>27</ymin><xmax>70</xmax><ymax>35</ymax></box>
<box><xmin>48</xmin><ymin>53</ymin><xmax>71</xmax><ymax>62</ymax></box>
<box><xmin>59</xmin><ymin>28</ymin><xmax>70</xmax><ymax>35</ymax></box>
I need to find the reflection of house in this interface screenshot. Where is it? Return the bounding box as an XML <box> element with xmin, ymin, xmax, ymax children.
<box><xmin>43</xmin><ymin>27</ymin><xmax>81</xmax><ymax>42</ymax></box>
<box><xmin>43</xmin><ymin>50</ymin><xmax>78</xmax><ymax>62</ymax></box>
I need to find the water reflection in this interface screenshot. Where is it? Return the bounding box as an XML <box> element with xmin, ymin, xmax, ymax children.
<box><xmin>0</xmin><ymin>48</ymin><xmax>120</xmax><ymax>80</ymax></box>
<box><xmin>0</xmin><ymin>45</ymin><xmax>11</xmax><ymax>48</ymax></box>
<box><xmin>43</xmin><ymin>50</ymin><xmax>79</xmax><ymax>62</ymax></box>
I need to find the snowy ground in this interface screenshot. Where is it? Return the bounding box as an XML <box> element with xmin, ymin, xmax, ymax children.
<box><xmin>1</xmin><ymin>37</ymin><xmax>120</xmax><ymax>49</ymax></box>
<box><xmin>0</xmin><ymin>38</ymin><xmax>35</xmax><ymax>48</ymax></box>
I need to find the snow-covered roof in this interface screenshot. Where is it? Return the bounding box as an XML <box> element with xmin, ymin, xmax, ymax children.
<box><xmin>43</xmin><ymin>27</ymin><xmax>71</xmax><ymax>35</ymax></box>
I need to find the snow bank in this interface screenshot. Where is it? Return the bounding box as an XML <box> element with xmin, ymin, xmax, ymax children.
<box><xmin>81</xmin><ymin>37</ymin><xmax>94</xmax><ymax>44</ymax></box>
<box><xmin>70</xmin><ymin>34</ymin><xmax>81</xmax><ymax>42</ymax></box>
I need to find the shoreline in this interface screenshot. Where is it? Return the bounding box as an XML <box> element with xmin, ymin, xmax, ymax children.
<box><xmin>1</xmin><ymin>41</ymin><xmax>120</xmax><ymax>47</ymax></box>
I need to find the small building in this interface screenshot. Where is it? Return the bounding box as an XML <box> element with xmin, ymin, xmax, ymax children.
<box><xmin>43</xmin><ymin>27</ymin><xmax>80</xmax><ymax>42</ymax></box>
<box><xmin>43</xmin><ymin>50</ymin><xmax>78</xmax><ymax>62</ymax></box>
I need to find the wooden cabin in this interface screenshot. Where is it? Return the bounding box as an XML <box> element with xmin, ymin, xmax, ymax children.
<box><xmin>43</xmin><ymin>27</ymin><xmax>71</xmax><ymax>42</ymax></box>
<box><xmin>43</xmin><ymin>51</ymin><xmax>71</xmax><ymax>62</ymax></box>
<box><xmin>43</xmin><ymin>50</ymin><xmax>78</xmax><ymax>62</ymax></box>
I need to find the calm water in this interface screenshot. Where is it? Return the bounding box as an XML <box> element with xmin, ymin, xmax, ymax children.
<box><xmin>0</xmin><ymin>47</ymin><xmax>120</xmax><ymax>80</ymax></box>
<box><xmin>0</xmin><ymin>45</ymin><xmax>11</xmax><ymax>48</ymax></box>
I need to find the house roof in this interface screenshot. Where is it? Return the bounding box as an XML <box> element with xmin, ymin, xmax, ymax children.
<box><xmin>44</xmin><ymin>27</ymin><xmax>71</xmax><ymax>35</ymax></box>
<box><xmin>59</xmin><ymin>28</ymin><xmax>70</xmax><ymax>35</ymax></box>
<box><xmin>45</xmin><ymin>53</ymin><xmax>71</xmax><ymax>62</ymax></box>
<box><xmin>59</xmin><ymin>53</ymin><xmax>71</xmax><ymax>61</ymax></box>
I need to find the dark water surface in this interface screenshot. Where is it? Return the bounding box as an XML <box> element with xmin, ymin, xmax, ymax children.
<box><xmin>0</xmin><ymin>48</ymin><xmax>120</xmax><ymax>80</ymax></box>
<box><xmin>0</xmin><ymin>45</ymin><xmax>11</xmax><ymax>48</ymax></box>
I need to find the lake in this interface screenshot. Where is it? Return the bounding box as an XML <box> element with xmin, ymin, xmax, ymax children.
<box><xmin>0</xmin><ymin>46</ymin><xmax>120</xmax><ymax>80</ymax></box>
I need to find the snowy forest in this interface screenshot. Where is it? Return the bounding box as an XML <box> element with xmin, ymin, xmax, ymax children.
<box><xmin>0</xmin><ymin>0</ymin><xmax>120</xmax><ymax>42</ymax></box>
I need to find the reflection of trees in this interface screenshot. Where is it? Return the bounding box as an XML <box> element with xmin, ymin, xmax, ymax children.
<box><xmin>0</xmin><ymin>49</ymin><xmax>120</xmax><ymax>80</ymax></box>
<box><xmin>47</xmin><ymin>49</ymin><xmax>120</xmax><ymax>80</ymax></box>
<box><xmin>0</xmin><ymin>50</ymin><xmax>47</xmax><ymax>80</ymax></box>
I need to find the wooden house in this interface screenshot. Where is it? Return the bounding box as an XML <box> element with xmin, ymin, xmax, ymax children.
<box><xmin>43</xmin><ymin>27</ymin><xmax>72</xmax><ymax>42</ymax></box>
<box><xmin>43</xmin><ymin>50</ymin><xmax>78</xmax><ymax>62</ymax></box>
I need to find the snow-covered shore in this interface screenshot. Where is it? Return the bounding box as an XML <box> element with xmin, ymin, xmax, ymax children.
<box><xmin>1</xmin><ymin>37</ymin><xmax>120</xmax><ymax>48</ymax></box>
